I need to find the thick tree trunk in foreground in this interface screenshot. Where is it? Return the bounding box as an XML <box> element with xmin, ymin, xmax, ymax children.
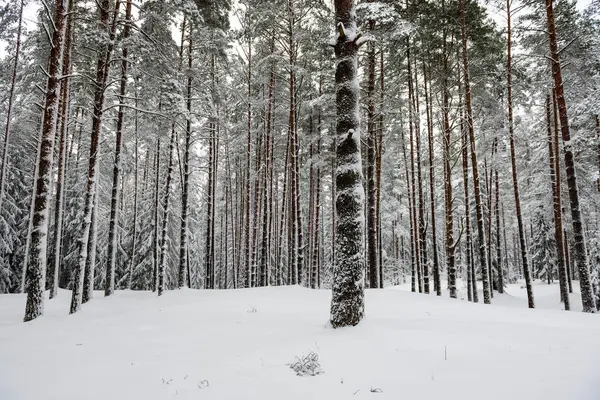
<box><xmin>330</xmin><ymin>0</ymin><xmax>365</xmax><ymax>328</ymax></box>
<box><xmin>545</xmin><ymin>0</ymin><xmax>596</xmax><ymax>313</ymax></box>
<box><xmin>24</xmin><ymin>0</ymin><xmax>69</xmax><ymax>322</ymax></box>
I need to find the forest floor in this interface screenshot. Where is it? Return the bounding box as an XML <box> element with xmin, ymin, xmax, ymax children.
<box><xmin>1</xmin><ymin>281</ymin><xmax>599</xmax><ymax>400</ymax></box>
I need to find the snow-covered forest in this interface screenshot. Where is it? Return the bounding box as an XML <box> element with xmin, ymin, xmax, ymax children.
<box><xmin>1</xmin><ymin>0</ymin><xmax>600</xmax><ymax>319</ymax></box>
<box><xmin>2</xmin><ymin>0</ymin><xmax>600</xmax><ymax>398</ymax></box>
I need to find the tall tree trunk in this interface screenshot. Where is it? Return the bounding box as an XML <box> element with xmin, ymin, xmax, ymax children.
<box><xmin>596</xmin><ymin>114</ymin><xmax>600</xmax><ymax>192</ymax></box>
<box><xmin>152</xmin><ymin>139</ymin><xmax>161</xmax><ymax>292</ymax></box>
<box><xmin>402</xmin><ymin>121</ymin><xmax>416</xmax><ymax>293</ymax></box>
<box><xmin>460</xmin><ymin>0</ymin><xmax>490</xmax><ymax>304</ymax></box>
<box><xmin>260</xmin><ymin>37</ymin><xmax>275</xmax><ymax>287</ymax></box>
<box><xmin>70</xmin><ymin>0</ymin><xmax>121</xmax><ymax>314</ymax></box>
<box><xmin>0</xmin><ymin>0</ymin><xmax>24</xmax><ymax>214</ymax></box>
<box><xmin>494</xmin><ymin>158</ymin><xmax>503</xmax><ymax>294</ymax></box>
<box><xmin>545</xmin><ymin>0</ymin><xmax>596</xmax><ymax>313</ymax></box>
<box><xmin>546</xmin><ymin>94</ymin><xmax>569</xmax><ymax>309</ymax></box>
<box><xmin>48</xmin><ymin>0</ymin><xmax>74</xmax><ymax>299</ymax></box>
<box><xmin>128</xmin><ymin>79</ymin><xmax>140</xmax><ymax>290</ymax></box>
<box><xmin>366</xmin><ymin>13</ymin><xmax>379</xmax><ymax>289</ymax></box>
<box><xmin>82</xmin><ymin>180</ymin><xmax>99</xmax><ymax>304</ymax></box>
<box><xmin>423</xmin><ymin>62</ymin><xmax>440</xmax><ymax>296</ymax></box>
<box><xmin>287</xmin><ymin>0</ymin><xmax>300</xmax><ymax>285</ymax></box>
<box><xmin>484</xmin><ymin>158</ymin><xmax>494</xmax><ymax>296</ymax></box>
<box><xmin>407</xmin><ymin>39</ymin><xmax>422</xmax><ymax>294</ymax></box>
<box><xmin>330</xmin><ymin>0</ymin><xmax>365</xmax><ymax>328</ymax></box>
<box><xmin>413</xmin><ymin>56</ymin><xmax>428</xmax><ymax>295</ymax></box>
<box><xmin>461</xmin><ymin>109</ymin><xmax>476</xmax><ymax>302</ymax></box>
<box><xmin>376</xmin><ymin>50</ymin><xmax>385</xmax><ymax>288</ymax></box>
<box><xmin>441</xmin><ymin>1</ymin><xmax>456</xmax><ymax>299</ymax></box>
<box><xmin>24</xmin><ymin>0</ymin><xmax>68</xmax><ymax>321</ymax></box>
<box><xmin>106</xmin><ymin>0</ymin><xmax>132</xmax><ymax>296</ymax></box>
<box><xmin>158</xmin><ymin>127</ymin><xmax>176</xmax><ymax>296</ymax></box>
<box><xmin>244</xmin><ymin>34</ymin><xmax>252</xmax><ymax>288</ymax></box>
<box><xmin>205</xmin><ymin>87</ymin><xmax>216</xmax><ymax>289</ymax></box>
<box><xmin>250</xmin><ymin>113</ymin><xmax>263</xmax><ymax>287</ymax></box>
<box><xmin>506</xmin><ymin>0</ymin><xmax>534</xmax><ymax>308</ymax></box>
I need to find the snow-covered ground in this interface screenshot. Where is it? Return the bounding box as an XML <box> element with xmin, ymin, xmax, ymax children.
<box><xmin>1</xmin><ymin>283</ymin><xmax>599</xmax><ymax>400</ymax></box>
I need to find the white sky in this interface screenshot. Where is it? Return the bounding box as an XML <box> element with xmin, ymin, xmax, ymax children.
<box><xmin>0</xmin><ymin>0</ymin><xmax>595</xmax><ymax>60</ymax></box>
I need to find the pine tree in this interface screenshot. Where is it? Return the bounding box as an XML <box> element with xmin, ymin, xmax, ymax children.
<box><xmin>545</xmin><ymin>0</ymin><xmax>596</xmax><ymax>313</ymax></box>
<box><xmin>23</xmin><ymin>0</ymin><xmax>69</xmax><ymax>322</ymax></box>
<box><xmin>330</xmin><ymin>0</ymin><xmax>365</xmax><ymax>328</ymax></box>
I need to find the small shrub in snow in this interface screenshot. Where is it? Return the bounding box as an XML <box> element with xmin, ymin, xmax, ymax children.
<box><xmin>288</xmin><ymin>351</ymin><xmax>323</xmax><ymax>376</ymax></box>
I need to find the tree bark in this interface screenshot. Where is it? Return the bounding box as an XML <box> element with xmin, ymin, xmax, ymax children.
<box><xmin>546</xmin><ymin>94</ymin><xmax>569</xmax><ymax>309</ymax></box>
<box><xmin>407</xmin><ymin>39</ymin><xmax>422</xmax><ymax>294</ymax></box>
<box><xmin>596</xmin><ymin>114</ymin><xmax>600</xmax><ymax>192</ymax></box>
<box><xmin>24</xmin><ymin>0</ymin><xmax>68</xmax><ymax>321</ymax></box>
<box><xmin>366</xmin><ymin>14</ymin><xmax>379</xmax><ymax>289</ymax></box>
<box><xmin>460</xmin><ymin>0</ymin><xmax>490</xmax><ymax>304</ymax></box>
<box><xmin>48</xmin><ymin>0</ymin><xmax>74</xmax><ymax>299</ymax></box>
<box><xmin>545</xmin><ymin>0</ymin><xmax>596</xmax><ymax>312</ymax></box>
<box><xmin>330</xmin><ymin>0</ymin><xmax>365</xmax><ymax>328</ymax></box>
<box><xmin>423</xmin><ymin>61</ymin><xmax>440</xmax><ymax>296</ymax></box>
<box><xmin>82</xmin><ymin>180</ymin><xmax>99</xmax><ymax>304</ymax></box>
<box><xmin>461</xmin><ymin>108</ymin><xmax>476</xmax><ymax>302</ymax></box>
<box><xmin>70</xmin><ymin>0</ymin><xmax>121</xmax><ymax>314</ymax></box>
<box><xmin>106</xmin><ymin>0</ymin><xmax>132</xmax><ymax>296</ymax></box>
<box><xmin>507</xmin><ymin>0</ymin><xmax>534</xmax><ymax>308</ymax></box>
<box><xmin>442</xmin><ymin>1</ymin><xmax>456</xmax><ymax>299</ymax></box>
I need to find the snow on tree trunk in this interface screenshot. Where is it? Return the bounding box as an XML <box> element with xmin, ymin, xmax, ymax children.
<box><xmin>0</xmin><ymin>0</ymin><xmax>24</xmax><ymax>215</ymax></box>
<box><xmin>106</xmin><ymin>0</ymin><xmax>132</xmax><ymax>297</ymax></box>
<box><xmin>330</xmin><ymin>0</ymin><xmax>365</xmax><ymax>328</ymax></box>
<box><xmin>506</xmin><ymin>0</ymin><xmax>534</xmax><ymax>308</ymax></box>
<box><xmin>48</xmin><ymin>0</ymin><xmax>73</xmax><ymax>300</ymax></box>
<box><xmin>179</xmin><ymin>24</ymin><xmax>192</xmax><ymax>289</ymax></box>
<box><xmin>70</xmin><ymin>0</ymin><xmax>119</xmax><ymax>314</ymax></box>
<box><xmin>83</xmin><ymin>181</ymin><xmax>99</xmax><ymax>304</ymax></box>
<box><xmin>596</xmin><ymin>115</ymin><xmax>600</xmax><ymax>193</ymax></box>
<box><xmin>158</xmin><ymin>127</ymin><xmax>176</xmax><ymax>296</ymax></box>
<box><xmin>366</xmin><ymin>14</ymin><xmax>379</xmax><ymax>290</ymax></box>
<box><xmin>546</xmin><ymin>94</ymin><xmax>569</xmax><ymax>309</ymax></box>
<box><xmin>460</xmin><ymin>0</ymin><xmax>490</xmax><ymax>304</ymax></box>
<box><xmin>24</xmin><ymin>0</ymin><xmax>69</xmax><ymax>322</ymax></box>
<box><xmin>545</xmin><ymin>0</ymin><xmax>596</xmax><ymax>313</ymax></box>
